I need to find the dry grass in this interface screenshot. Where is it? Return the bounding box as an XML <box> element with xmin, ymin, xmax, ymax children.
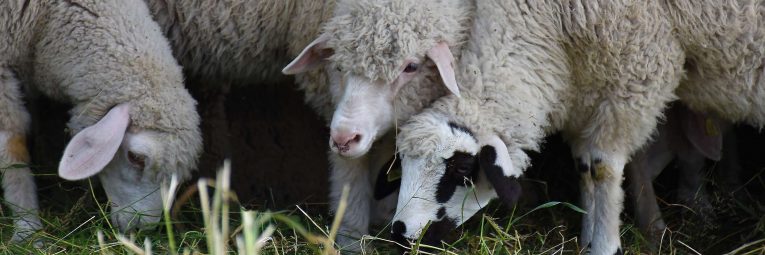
<box><xmin>1</xmin><ymin>162</ymin><xmax>764</xmax><ymax>255</ymax></box>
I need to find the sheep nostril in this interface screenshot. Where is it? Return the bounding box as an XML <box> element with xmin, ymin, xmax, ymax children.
<box><xmin>331</xmin><ymin>132</ymin><xmax>362</xmax><ymax>153</ymax></box>
<box><xmin>350</xmin><ymin>134</ymin><xmax>361</xmax><ymax>144</ymax></box>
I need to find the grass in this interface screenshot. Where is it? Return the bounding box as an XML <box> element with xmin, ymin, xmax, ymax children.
<box><xmin>1</xmin><ymin>161</ymin><xmax>765</xmax><ymax>254</ymax></box>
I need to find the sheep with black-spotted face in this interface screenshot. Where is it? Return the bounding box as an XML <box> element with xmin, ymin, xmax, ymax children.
<box><xmin>392</xmin><ymin>107</ymin><xmax>526</xmax><ymax>247</ymax></box>
<box><xmin>390</xmin><ymin>0</ymin><xmax>685</xmax><ymax>254</ymax></box>
<box><xmin>392</xmin><ymin>113</ymin><xmax>522</xmax><ymax>246</ymax></box>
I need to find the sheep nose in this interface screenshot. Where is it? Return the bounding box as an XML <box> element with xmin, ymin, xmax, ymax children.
<box><xmin>331</xmin><ymin>132</ymin><xmax>361</xmax><ymax>153</ymax></box>
<box><xmin>391</xmin><ymin>221</ymin><xmax>412</xmax><ymax>250</ymax></box>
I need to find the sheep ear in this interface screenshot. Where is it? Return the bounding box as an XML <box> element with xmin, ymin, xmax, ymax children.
<box><xmin>479</xmin><ymin>135</ymin><xmax>521</xmax><ymax>209</ymax></box>
<box><xmin>282</xmin><ymin>34</ymin><xmax>334</xmax><ymax>75</ymax></box>
<box><xmin>59</xmin><ymin>104</ymin><xmax>131</xmax><ymax>180</ymax></box>
<box><xmin>681</xmin><ymin>107</ymin><xmax>723</xmax><ymax>161</ymax></box>
<box><xmin>427</xmin><ymin>42</ymin><xmax>460</xmax><ymax>98</ymax></box>
<box><xmin>374</xmin><ymin>154</ymin><xmax>402</xmax><ymax>200</ymax></box>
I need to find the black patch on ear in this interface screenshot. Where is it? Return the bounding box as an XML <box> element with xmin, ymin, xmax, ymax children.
<box><xmin>480</xmin><ymin>145</ymin><xmax>522</xmax><ymax>208</ymax></box>
<box><xmin>448</xmin><ymin>121</ymin><xmax>475</xmax><ymax>138</ymax></box>
<box><xmin>614</xmin><ymin>248</ymin><xmax>623</xmax><ymax>255</ymax></box>
<box><xmin>435</xmin><ymin>151</ymin><xmax>479</xmax><ymax>203</ymax></box>
<box><xmin>436</xmin><ymin>207</ymin><xmax>446</xmax><ymax>219</ymax></box>
<box><xmin>374</xmin><ymin>155</ymin><xmax>401</xmax><ymax>200</ymax></box>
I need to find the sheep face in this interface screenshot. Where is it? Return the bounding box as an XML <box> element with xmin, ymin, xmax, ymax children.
<box><xmin>284</xmin><ymin>0</ymin><xmax>466</xmax><ymax>158</ymax></box>
<box><xmin>391</xmin><ymin>114</ymin><xmax>521</xmax><ymax>248</ymax></box>
<box><xmin>58</xmin><ymin>104</ymin><xmax>201</xmax><ymax>232</ymax></box>
<box><xmin>97</xmin><ymin>131</ymin><xmax>165</xmax><ymax>231</ymax></box>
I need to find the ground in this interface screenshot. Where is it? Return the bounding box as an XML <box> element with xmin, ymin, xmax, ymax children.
<box><xmin>1</xmin><ymin>80</ymin><xmax>764</xmax><ymax>254</ymax></box>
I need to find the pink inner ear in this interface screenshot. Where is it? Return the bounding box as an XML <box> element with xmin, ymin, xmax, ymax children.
<box><xmin>59</xmin><ymin>104</ymin><xmax>131</xmax><ymax>180</ymax></box>
<box><xmin>426</xmin><ymin>42</ymin><xmax>460</xmax><ymax>97</ymax></box>
<box><xmin>681</xmin><ymin>108</ymin><xmax>723</xmax><ymax>161</ymax></box>
<box><xmin>282</xmin><ymin>34</ymin><xmax>333</xmax><ymax>75</ymax></box>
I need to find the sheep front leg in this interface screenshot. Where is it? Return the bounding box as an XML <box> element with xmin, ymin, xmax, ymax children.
<box><xmin>576</xmin><ymin>149</ymin><xmax>627</xmax><ymax>255</ymax></box>
<box><xmin>574</xmin><ymin>156</ymin><xmax>595</xmax><ymax>249</ymax></box>
<box><xmin>329</xmin><ymin>152</ymin><xmax>372</xmax><ymax>252</ymax></box>
<box><xmin>625</xmin><ymin>131</ymin><xmax>674</xmax><ymax>244</ymax></box>
<box><xmin>0</xmin><ymin>69</ymin><xmax>41</xmax><ymax>242</ymax></box>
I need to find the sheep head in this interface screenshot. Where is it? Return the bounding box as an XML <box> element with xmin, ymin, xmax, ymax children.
<box><xmin>59</xmin><ymin>103</ymin><xmax>201</xmax><ymax>232</ymax></box>
<box><xmin>283</xmin><ymin>0</ymin><xmax>470</xmax><ymax>158</ymax></box>
<box><xmin>390</xmin><ymin>111</ymin><xmax>522</xmax><ymax>249</ymax></box>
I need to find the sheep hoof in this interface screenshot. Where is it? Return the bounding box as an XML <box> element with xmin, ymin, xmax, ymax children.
<box><xmin>10</xmin><ymin>219</ymin><xmax>42</xmax><ymax>247</ymax></box>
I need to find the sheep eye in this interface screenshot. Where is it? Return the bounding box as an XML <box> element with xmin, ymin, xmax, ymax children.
<box><xmin>403</xmin><ymin>63</ymin><xmax>419</xmax><ymax>73</ymax></box>
<box><xmin>127</xmin><ymin>151</ymin><xmax>146</xmax><ymax>170</ymax></box>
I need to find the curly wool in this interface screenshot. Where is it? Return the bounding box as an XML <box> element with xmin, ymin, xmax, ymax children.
<box><xmin>144</xmin><ymin>0</ymin><xmax>473</xmax><ymax>121</ymax></box>
<box><xmin>666</xmin><ymin>0</ymin><xmax>765</xmax><ymax>127</ymax></box>
<box><xmin>324</xmin><ymin>0</ymin><xmax>472</xmax><ymax>83</ymax></box>
<box><xmin>398</xmin><ymin>0</ymin><xmax>684</xmax><ymax>183</ymax></box>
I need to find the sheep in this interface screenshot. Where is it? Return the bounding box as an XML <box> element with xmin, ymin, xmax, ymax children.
<box><xmin>281</xmin><ymin>0</ymin><xmax>476</xmax><ymax>250</ymax></box>
<box><xmin>625</xmin><ymin>102</ymin><xmax>735</xmax><ymax>244</ymax></box>
<box><xmin>623</xmin><ymin>0</ymin><xmax>765</xmax><ymax>245</ymax></box>
<box><xmin>390</xmin><ymin>1</ymin><xmax>685</xmax><ymax>254</ymax></box>
<box><xmin>139</xmin><ymin>0</ymin><xmax>475</xmax><ymax>250</ymax></box>
<box><xmin>0</xmin><ymin>0</ymin><xmax>202</xmax><ymax>240</ymax></box>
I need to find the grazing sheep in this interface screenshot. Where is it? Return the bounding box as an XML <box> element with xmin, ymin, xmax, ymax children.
<box><xmin>1</xmin><ymin>0</ymin><xmax>202</xmax><ymax>239</ymax></box>
<box><xmin>390</xmin><ymin>1</ymin><xmax>684</xmax><ymax>254</ymax></box>
<box><xmin>623</xmin><ymin>0</ymin><xmax>765</xmax><ymax>245</ymax></box>
<box><xmin>625</xmin><ymin>103</ymin><xmax>735</xmax><ymax>244</ymax></box>
<box><xmin>284</xmin><ymin>0</ymin><xmax>475</xmax><ymax>250</ymax></box>
<box><xmin>142</xmin><ymin>0</ymin><xmax>474</xmax><ymax>250</ymax></box>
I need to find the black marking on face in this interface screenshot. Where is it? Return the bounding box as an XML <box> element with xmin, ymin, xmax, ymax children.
<box><xmin>447</xmin><ymin>121</ymin><xmax>475</xmax><ymax>139</ymax></box>
<box><xmin>435</xmin><ymin>151</ymin><xmax>479</xmax><ymax>203</ymax></box>
<box><xmin>436</xmin><ymin>207</ymin><xmax>446</xmax><ymax>219</ymax></box>
<box><xmin>480</xmin><ymin>145</ymin><xmax>522</xmax><ymax>208</ymax></box>
<box><xmin>391</xmin><ymin>220</ymin><xmax>409</xmax><ymax>249</ymax></box>
<box><xmin>614</xmin><ymin>248</ymin><xmax>623</xmax><ymax>255</ymax></box>
<box><xmin>419</xmin><ymin>217</ymin><xmax>458</xmax><ymax>248</ymax></box>
<box><xmin>374</xmin><ymin>154</ymin><xmax>401</xmax><ymax>200</ymax></box>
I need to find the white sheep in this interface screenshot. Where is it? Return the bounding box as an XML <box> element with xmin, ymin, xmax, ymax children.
<box><xmin>283</xmin><ymin>0</ymin><xmax>475</xmax><ymax>250</ymax></box>
<box><xmin>0</xmin><ymin>0</ymin><xmax>202</xmax><ymax>240</ymax></box>
<box><xmin>140</xmin><ymin>0</ymin><xmax>474</xmax><ymax>250</ymax></box>
<box><xmin>391</xmin><ymin>1</ymin><xmax>684</xmax><ymax>254</ymax></box>
<box><xmin>622</xmin><ymin>0</ymin><xmax>765</xmax><ymax>246</ymax></box>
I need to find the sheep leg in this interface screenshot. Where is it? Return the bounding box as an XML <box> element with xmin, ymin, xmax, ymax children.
<box><xmin>575</xmin><ymin>155</ymin><xmax>595</xmax><ymax>249</ymax></box>
<box><xmin>625</xmin><ymin>139</ymin><xmax>673</xmax><ymax>245</ymax></box>
<box><xmin>587</xmin><ymin>150</ymin><xmax>628</xmax><ymax>255</ymax></box>
<box><xmin>676</xmin><ymin>146</ymin><xmax>713</xmax><ymax>223</ymax></box>
<box><xmin>329</xmin><ymin>152</ymin><xmax>372</xmax><ymax>252</ymax></box>
<box><xmin>0</xmin><ymin>69</ymin><xmax>41</xmax><ymax>242</ymax></box>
